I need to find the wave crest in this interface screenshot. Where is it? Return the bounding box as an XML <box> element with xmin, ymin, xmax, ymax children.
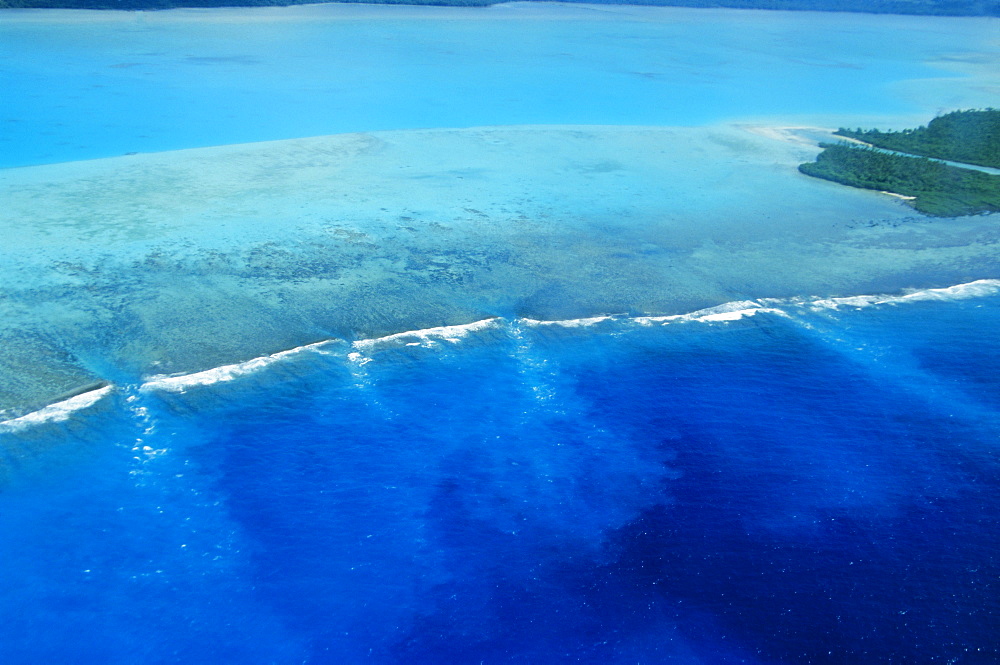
<box><xmin>352</xmin><ymin>318</ymin><xmax>502</xmax><ymax>352</ymax></box>
<box><xmin>6</xmin><ymin>279</ymin><xmax>998</xmax><ymax>427</ymax></box>
<box><xmin>805</xmin><ymin>279</ymin><xmax>1000</xmax><ymax>311</ymax></box>
<box><xmin>0</xmin><ymin>385</ymin><xmax>114</xmax><ymax>432</ymax></box>
<box><xmin>140</xmin><ymin>340</ymin><xmax>338</xmax><ymax>394</ymax></box>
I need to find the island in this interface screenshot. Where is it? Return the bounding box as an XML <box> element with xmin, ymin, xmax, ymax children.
<box><xmin>835</xmin><ymin>109</ymin><xmax>1000</xmax><ymax>169</ymax></box>
<box><xmin>798</xmin><ymin>109</ymin><xmax>1000</xmax><ymax>217</ymax></box>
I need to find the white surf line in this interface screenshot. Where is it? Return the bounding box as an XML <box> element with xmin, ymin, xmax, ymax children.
<box><xmin>350</xmin><ymin>318</ymin><xmax>502</xmax><ymax>354</ymax></box>
<box><xmin>0</xmin><ymin>384</ymin><xmax>115</xmax><ymax>432</ymax></box>
<box><xmin>142</xmin><ymin>320</ymin><xmax>504</xmax><ymax>393</ymax></box>
<box><xmin>800</xmin><ymin>279</ymin><xmax>1000</xmax><ymax>311</ymax></box>
<box><xmin>141</xmin><ymin>339</ymin><xmax>339</xmax><ymax>393</ymax></box>
<box><xmin>521</xmin><ymin>280</ymin><xmax>1000</xmax><ymax>330</ymax></box>
<box><xmin>634</xmin><ymin>300</ymin><xmax>789</xmax><ymax>325</ymax></box>
<box><xmin>8</xmin><ymin>279</ymin><xmax>1000</xmax><ymax>420</ymax></box>
<box><xmin>518</xmin><ymin>315</ymin><xmax>617</xmax><ymax>328</ymax></box>
<box><xmin>517</xmin><ymin>303</ymin><xmax>786</xmax><ymax>329</ymax></box>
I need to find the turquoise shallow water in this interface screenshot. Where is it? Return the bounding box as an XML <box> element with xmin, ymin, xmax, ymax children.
<box><xmin>1</xmin><ymin>3</ymin><xmax>997</xmax><ymax>168</ymax></box>
<box><xmin>16</xmin><ymin>122</ymin><xmax>1000</xmax><ymax>416</ymax></box>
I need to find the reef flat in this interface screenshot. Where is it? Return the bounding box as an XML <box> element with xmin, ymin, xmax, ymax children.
<box><xmin>3</xmin><ymin>124</ymin><xmax>999</xmax><ymax>417</ymax></box>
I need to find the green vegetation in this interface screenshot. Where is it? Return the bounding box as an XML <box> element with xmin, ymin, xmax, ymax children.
<box><xmin>836</xmin><ymin>109</ymin><xmax>1000</xmax><ymax>169</ymax></box>
<box><xmin>799</xmin><ymin>142</ymin><xmax>1000</xmax><ymax>217</ymax></box>
<box><xmin>1</xmin><ymin>0</ymin><xmax>997</xmax><ymax>15</ymax></box>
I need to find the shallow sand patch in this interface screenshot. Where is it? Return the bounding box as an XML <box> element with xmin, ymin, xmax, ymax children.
<box><xmin>738</xmin><ymin>125</ymin><xmax>836</xmax><ymax>147</ymax></box>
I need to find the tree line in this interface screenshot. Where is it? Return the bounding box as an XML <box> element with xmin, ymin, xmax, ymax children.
<box><xmin>799</xmin><ymin>142</ymin><xmax>1000</xmax><ymax>217</ymax></box>
<box><xmin>836</xmin><ymin>109</ymin><xmax>1000</xmax><ymax>169</ymax></box>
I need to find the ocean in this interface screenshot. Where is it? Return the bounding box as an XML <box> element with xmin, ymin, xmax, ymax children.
<box><xmin>2</xmin><ymin>287</ymin><xmax>999</xmax><ymax>662</ymax></box>
<box><xmin>1</xmin><ymin>3</ymin><xmax>999</xmax><ymax>663</ymax></box>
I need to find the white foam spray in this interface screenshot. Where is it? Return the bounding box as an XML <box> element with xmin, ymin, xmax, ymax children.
<box><xmin>805</xmin><ymin>279</ymin><xmax>1000</xmax><ymax>311</ymax></box>
<box><xmin>0</xmin><ymin>385</ymin><xmax>115</xmax><ymax>432</ymax></box>
<box><xmin>6</xmin><ymin>279</ymin><xmax>999</xmax><ymax>431</ymax></box>
<box><xmin>141</xmin><ymin>340</ymin><xmax>336</xmax><ymax>393</ymax></box>
<box><xmin>352</xmin><ymin>318</ymin><xmax>501</xmax><ymax>352</ymax></box>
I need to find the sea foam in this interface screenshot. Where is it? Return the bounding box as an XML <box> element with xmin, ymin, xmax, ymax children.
<box><xmin>351</xmin><ymin>318</ymin><xmax>502</xmax><ymax>353</ymax></box>
<box><xmin>804</xmin><ymin>279</ymin><xmax>1000</xmax><ymax>311</ymax></box>
<box><xmin>6</xmin><ymin>280</ymin><xmax>999</xmax><ymax>427</ymax></box>
<box><xmin>634</xmin><ymin>300</ymin><xmax>788</xmax><ymax>325</ymax></box>
<box><xmin>141</xmin><ymin>340</ymin><xmax>338</xmax><ymax>393</ymax></box>
<box><xmin>519</xmin><ymin>315</ymin><xmax>616</xmax><ymax>328</ymax></box>
<box><xmin>0</xmin><ymin>385</ymin><xmax>115</xmax><ymax>432</ymax></box>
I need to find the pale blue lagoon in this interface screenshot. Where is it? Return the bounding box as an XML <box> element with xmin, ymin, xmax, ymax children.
<box><xmin>1</xmin><ymin>4</ymin><xmax>999</xmax><ymax>663</ymax></box>
<box><xmin>2</xmin><ymin>3</ymin><xmax>997</xmax><ymax>168</ymax></box>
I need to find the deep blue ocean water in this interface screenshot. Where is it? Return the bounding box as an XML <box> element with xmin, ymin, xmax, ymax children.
<box><xmin>2</xmin><ymin>293</ymin><xmax>998</xmax><ymax>663</ymax></box>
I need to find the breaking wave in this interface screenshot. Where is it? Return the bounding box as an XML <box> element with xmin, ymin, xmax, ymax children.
<box><xmin>3</xmin><ymin>279</ymin><xmax>999</xmax><ymax>428</ymax></box>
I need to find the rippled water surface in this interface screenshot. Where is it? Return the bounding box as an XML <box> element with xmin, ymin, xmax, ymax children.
<box><xmin>2</xmin><ymin>289</ymin><xmax>999</xmax><ymax>662</ymax></box>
